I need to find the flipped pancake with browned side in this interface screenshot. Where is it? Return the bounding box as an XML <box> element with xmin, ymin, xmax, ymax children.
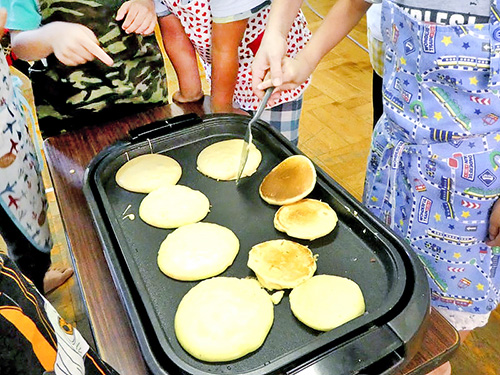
<box><xmin>274</xmin><ymin>199</ymin><xmax>338</xmax><ymax>240</ymax></box>
<box><xmin>115</xmin><ymin>153</ymin><xmax>182</xmax><ymax>193</ymax></box>
<box><xmin>157</xmin><ymin>222</ymin><xmax>239</xmax><ymax>281</ymax></box>
<box><xmin>247</xmin><ymin>239</ymin><xmax>317</xmax><ymax>290</ymax></box>
<box><xmin>197</xmin><ymin>139</ymin><xmax>262</xmax><ymax>180</ymax></box>
<box><xmin>289</xmin><ymin>275</ymin><xmax>365</xmax><ymax>331</ymax></box>
<box><xmin>139</xmin><ymin>185</ymin><xmax>210</xmax><ymax>228</ymax></box>
<box><xmin>259</xmin><ymin>155</ymin><xmax>316</xmax><ymax>205</ymax></box>
<box><xmin>175</xmin><ymin>277</ymin><xmax>274</xmax><ymax>362</ymax></box>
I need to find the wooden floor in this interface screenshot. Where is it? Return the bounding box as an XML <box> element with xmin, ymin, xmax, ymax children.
<box><xmin>5</xmin><ymin>1</ymin><xmax>499</xmax><ymax>374</ymax></box>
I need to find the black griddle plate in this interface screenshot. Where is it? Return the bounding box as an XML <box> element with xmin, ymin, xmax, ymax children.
<box><xmin>83</xmin><ymin>114</ymin><xmax>429</xmax><ymax>375</ymax></box>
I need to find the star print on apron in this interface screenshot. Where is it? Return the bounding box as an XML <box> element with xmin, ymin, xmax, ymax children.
<box><xmin>0</xmin><ymin>49</ymin><xmax>52</xmax><ymax>254</ymax></box>
<box><xmin>364</xmin><ymin>0</ymin><xmax>500</xmax><ymax>314</ymax></box>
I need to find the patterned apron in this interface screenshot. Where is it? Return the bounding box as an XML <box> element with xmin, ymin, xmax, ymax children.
<box><xmin>163</xmin><ymin>0</ymin><xmax>311</xmax><ymax>111</ymax></box>
<box><xmin>0</xmin><ymin>48</ymin><xmax>52</xmax><ymax>254</ymax></box>
<box><xmin>364</xmin><ymin>0</ymin><xmax>500</xmax><ymax>315</ymax></box>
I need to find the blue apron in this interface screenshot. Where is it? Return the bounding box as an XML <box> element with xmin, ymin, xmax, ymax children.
<box><xmin>364</xmin><ymin>0</ymin><xmax>500</xmax><ymax>315</ymax></box>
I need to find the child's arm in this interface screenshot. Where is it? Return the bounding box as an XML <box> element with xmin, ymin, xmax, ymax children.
<box><xmin>11</xmin><ymin>23</ymin><xmax>113</xmax><ymax>66</ymax></box>
<box><xmin>0</xmin><ymin>8</ymin><xmax>6</xmax><ymax>36</ymax></box>
<box><xmin>211</xmin><ymin>18</ymin><xmax>248</xmax><ymax>113</ymax></box>
<box><xmin>487</xmin><ymin>199</ymin><xmax>500</xmax><ymax>247</ymax></box>
<box><xmin>251</xmin><ymin>0</ymin><xmax>303</xmax><ymax>93</ymax></box>
<box><xmin>158</xmin><ymin>14</ymin><xmax>203</xmax><ymax>103</ymax></box>
<box><xmin>116</xmin><ymin>0</ymin><xmax>157</xmax><ymax>36</ymax></box>
<box><xmin>252</xmin><ymin>0</ymin><xmax>370</xmax><ymax>100</ymax></box>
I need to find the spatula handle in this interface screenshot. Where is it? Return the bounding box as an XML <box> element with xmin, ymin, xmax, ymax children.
<box><xmin>248</xmin><ymin>86</ymin><xmax>274</xmax><ymax>127</ymax></box>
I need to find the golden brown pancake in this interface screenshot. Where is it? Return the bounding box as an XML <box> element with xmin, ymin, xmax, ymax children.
<box><xmin>274</xmin><ymin>199</ymin><xmax>338</xmax><ymax>240</ymax></box>
<box><xmin>259</xmin><ymin>155</ymin><xmax>316</xmax><ymax>205</ymax></box>
<box><xmin>174</xmin><ymin>277</ymin><xmax>274</xmax><ymax>362</ymax></box>
<box><xmin>247</xmin><ymin>239</ymin><xmax>317</xmax><ymax>290</ymax></box>
<box><xmin>115</xmin><ymin>153</ymin><xmax>182</xmax><ymax>193</ymax></box>
<box><xmin>197</xmin><ymin>139</ymin><xmax>262</xmax><ymax>180</ymax></box>
<box><xmin>289</xmin><ymin>275</ymin><xmax>365</xmax><ymax>331</ymax></box>
<box><xmin>157</xmin><ymin>222</ymin><xmax>239</xmax><ymax>281</ymax></box>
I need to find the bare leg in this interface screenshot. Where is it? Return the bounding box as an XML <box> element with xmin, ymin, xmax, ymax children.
<box><xmin>158</xmin><ymin>14</ymin><xmax>204</xmax><ymax>103</ymax></box>
<box><xmin>43</xmin><ymin>266</ymin><xmax>74</xmax><ymax>294</ymax></box>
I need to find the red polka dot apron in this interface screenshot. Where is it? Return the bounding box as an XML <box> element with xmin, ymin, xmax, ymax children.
<box><xmin>165</xmin><ymin>0</ymin><xmax>311</xmax><ymax>111</ymax></box>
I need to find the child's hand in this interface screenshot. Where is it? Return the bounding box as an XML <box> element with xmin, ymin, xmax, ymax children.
<box><xmin>487</xmin><ymin>199</ymin><xmax>500</xmax><ymax>247</ymax></box>
<box><xmin>252</xmin><ymin>52</ymin><xmax>313</xmax><ymax>105</ymax></box>
<box><xmin>48</xmin><ymin>22</ymin><xmax>113</xmax><ymax>66</ymax></box>
<box><xmin>252</xmin><ymin>30</ymin><xmax>287</xmax><ymax>101</ymax></box>
<box><xmin>252</xmin><ymin>29</ymin><xmax>313</xmax><ymax>105</ymax></box>
<box><xmin>278</xmin><ymin>54</ymin><xmax>315</xmax><ymax>91</ymax></box>
<box><xmin>116</xmin><ymin>0</ymin><xmax>157</xmax><ymax>36</ymax></box>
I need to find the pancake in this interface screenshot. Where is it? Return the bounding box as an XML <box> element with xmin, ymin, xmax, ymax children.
<box><xmin>247</xmin><ymin>239</ymin><xmax>317</xmax><ymax>290</ymax></box>
<box><xmin>274</xmin><ymin>198</ymin><xmax>338</xmax><ymax>240</ymax></box>
<box><xmin>259</xmin><ymin>155</ymin><xmax>316</xmax><ymax>205</ymax></box>
<box><xmin>115</xmin><ymin>153</ymin><xmax>182</xmax><ymax>193</ymax></box>
<box><xmin>139</xmin><ymin>185</ymin><xmax>210</xmax><ymax>228</ymax></box>
<box><xmin>157</xmin><ymin>222</ymin><xmax>239</xmax><ymax>281</ymax></box>
<box><xmin>174</xmin><ymin>277</ymin><xmax>274</xmax><ymax>362</ymax></box>
<box><xmin>197</xmin><ymin>139</ymin><xmax>262</xmax><ymax>181</ymax></box>
<box><xmin>289</xmin><ymin>275</ymin><xmax>365</xmax><ymax>331</ymax></box>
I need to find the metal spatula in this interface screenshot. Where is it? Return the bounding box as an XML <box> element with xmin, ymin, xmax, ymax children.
<box><xmin>235</xmin><ymin>87</ymin><xmax>274</xmax><ymax>184</ymax></box>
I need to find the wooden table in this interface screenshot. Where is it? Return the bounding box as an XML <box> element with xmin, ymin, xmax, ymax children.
<box><xmin>44</xmin><ymin>101</ymin><xmax>459</xmax><ymax>375</ymax></box>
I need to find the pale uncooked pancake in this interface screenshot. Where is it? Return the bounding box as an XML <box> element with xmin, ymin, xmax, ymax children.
<box><xmin>274</xmin><ymin>199</ymin><xmax>338</xmax><ymax>240</ymax></box>
<box><xmin>115</xmin><ymin>153</ymin><xmax>182</xmax><ymax>193</ymax></box>
<box><xmin>139</xmin><ymin>185</ymin><xmax>210</xmax><ymax>228</ymax></box>
<box><xmin>259</xmin><ymin>155</ymin><xmax>316</xmax><ymax>205</ymax></box>
<box><xmin>197</xmin><ymin>139</ymin><xmax>262</xmax><ymax>181</ymax></box>
<box><xmin>157</xmin><ymin>222</ymin><xmax>239</xmax><ymax>281</ymax></box>
<box><xmin>270</xmin><ymin>291</ymin><xmax>285</xmax><ymax>305</ymax></box>
<box><xmin>290</xmin><ymin>275</ymin><xmax>365</xmax><ymax>331</ymax></box>
<box><xmin>247</xmin><ymin>239</ymin><xmax>317</xmax><ymax>290</ymax></box>
<box><xmin>175</xmin><ymin>277</ymin><xmax>274</xmax><ymax>362</ymax></box>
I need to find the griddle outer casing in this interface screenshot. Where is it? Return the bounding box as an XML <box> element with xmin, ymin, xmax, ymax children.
<box><xmin>83</xmin><ymin>113</ymin><xmax>430</xmax><ymax>375</ymax></box>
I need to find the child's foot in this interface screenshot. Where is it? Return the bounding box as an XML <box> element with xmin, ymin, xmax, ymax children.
<box><xmin>426</xmin><ymin>361</ymin><xmax>451</xmax><ymax>375</ymax></box>
<box><xmin>43</xmin><ymin>266</ymin><xmax>74</xmax><ymax>294</ymax></box>
<box><xmin>232</xmin><ymin>107</ymin><xmax>250</xmax><ymax>116</ymax></box>
<box><xmin>172</xmin><ymin>90</ymin><xmax>204</xmax><ymax>103</ymax></box>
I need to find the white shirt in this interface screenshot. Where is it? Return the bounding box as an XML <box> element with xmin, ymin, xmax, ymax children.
<box><xmin>211</xmin><ymin>0</ymin><xmax>267</xmax><ymax>20</ymax></box>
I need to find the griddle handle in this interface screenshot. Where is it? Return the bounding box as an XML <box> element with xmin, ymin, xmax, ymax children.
<box><xmin>128</xmin><ymin>113</ymin><xmax>203</xmax><ymax>143</ymax></box>
<box><xmin>286</xmin><ymin>326</ymin><xmax>404</xmax><ymax>375</ymax></box>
